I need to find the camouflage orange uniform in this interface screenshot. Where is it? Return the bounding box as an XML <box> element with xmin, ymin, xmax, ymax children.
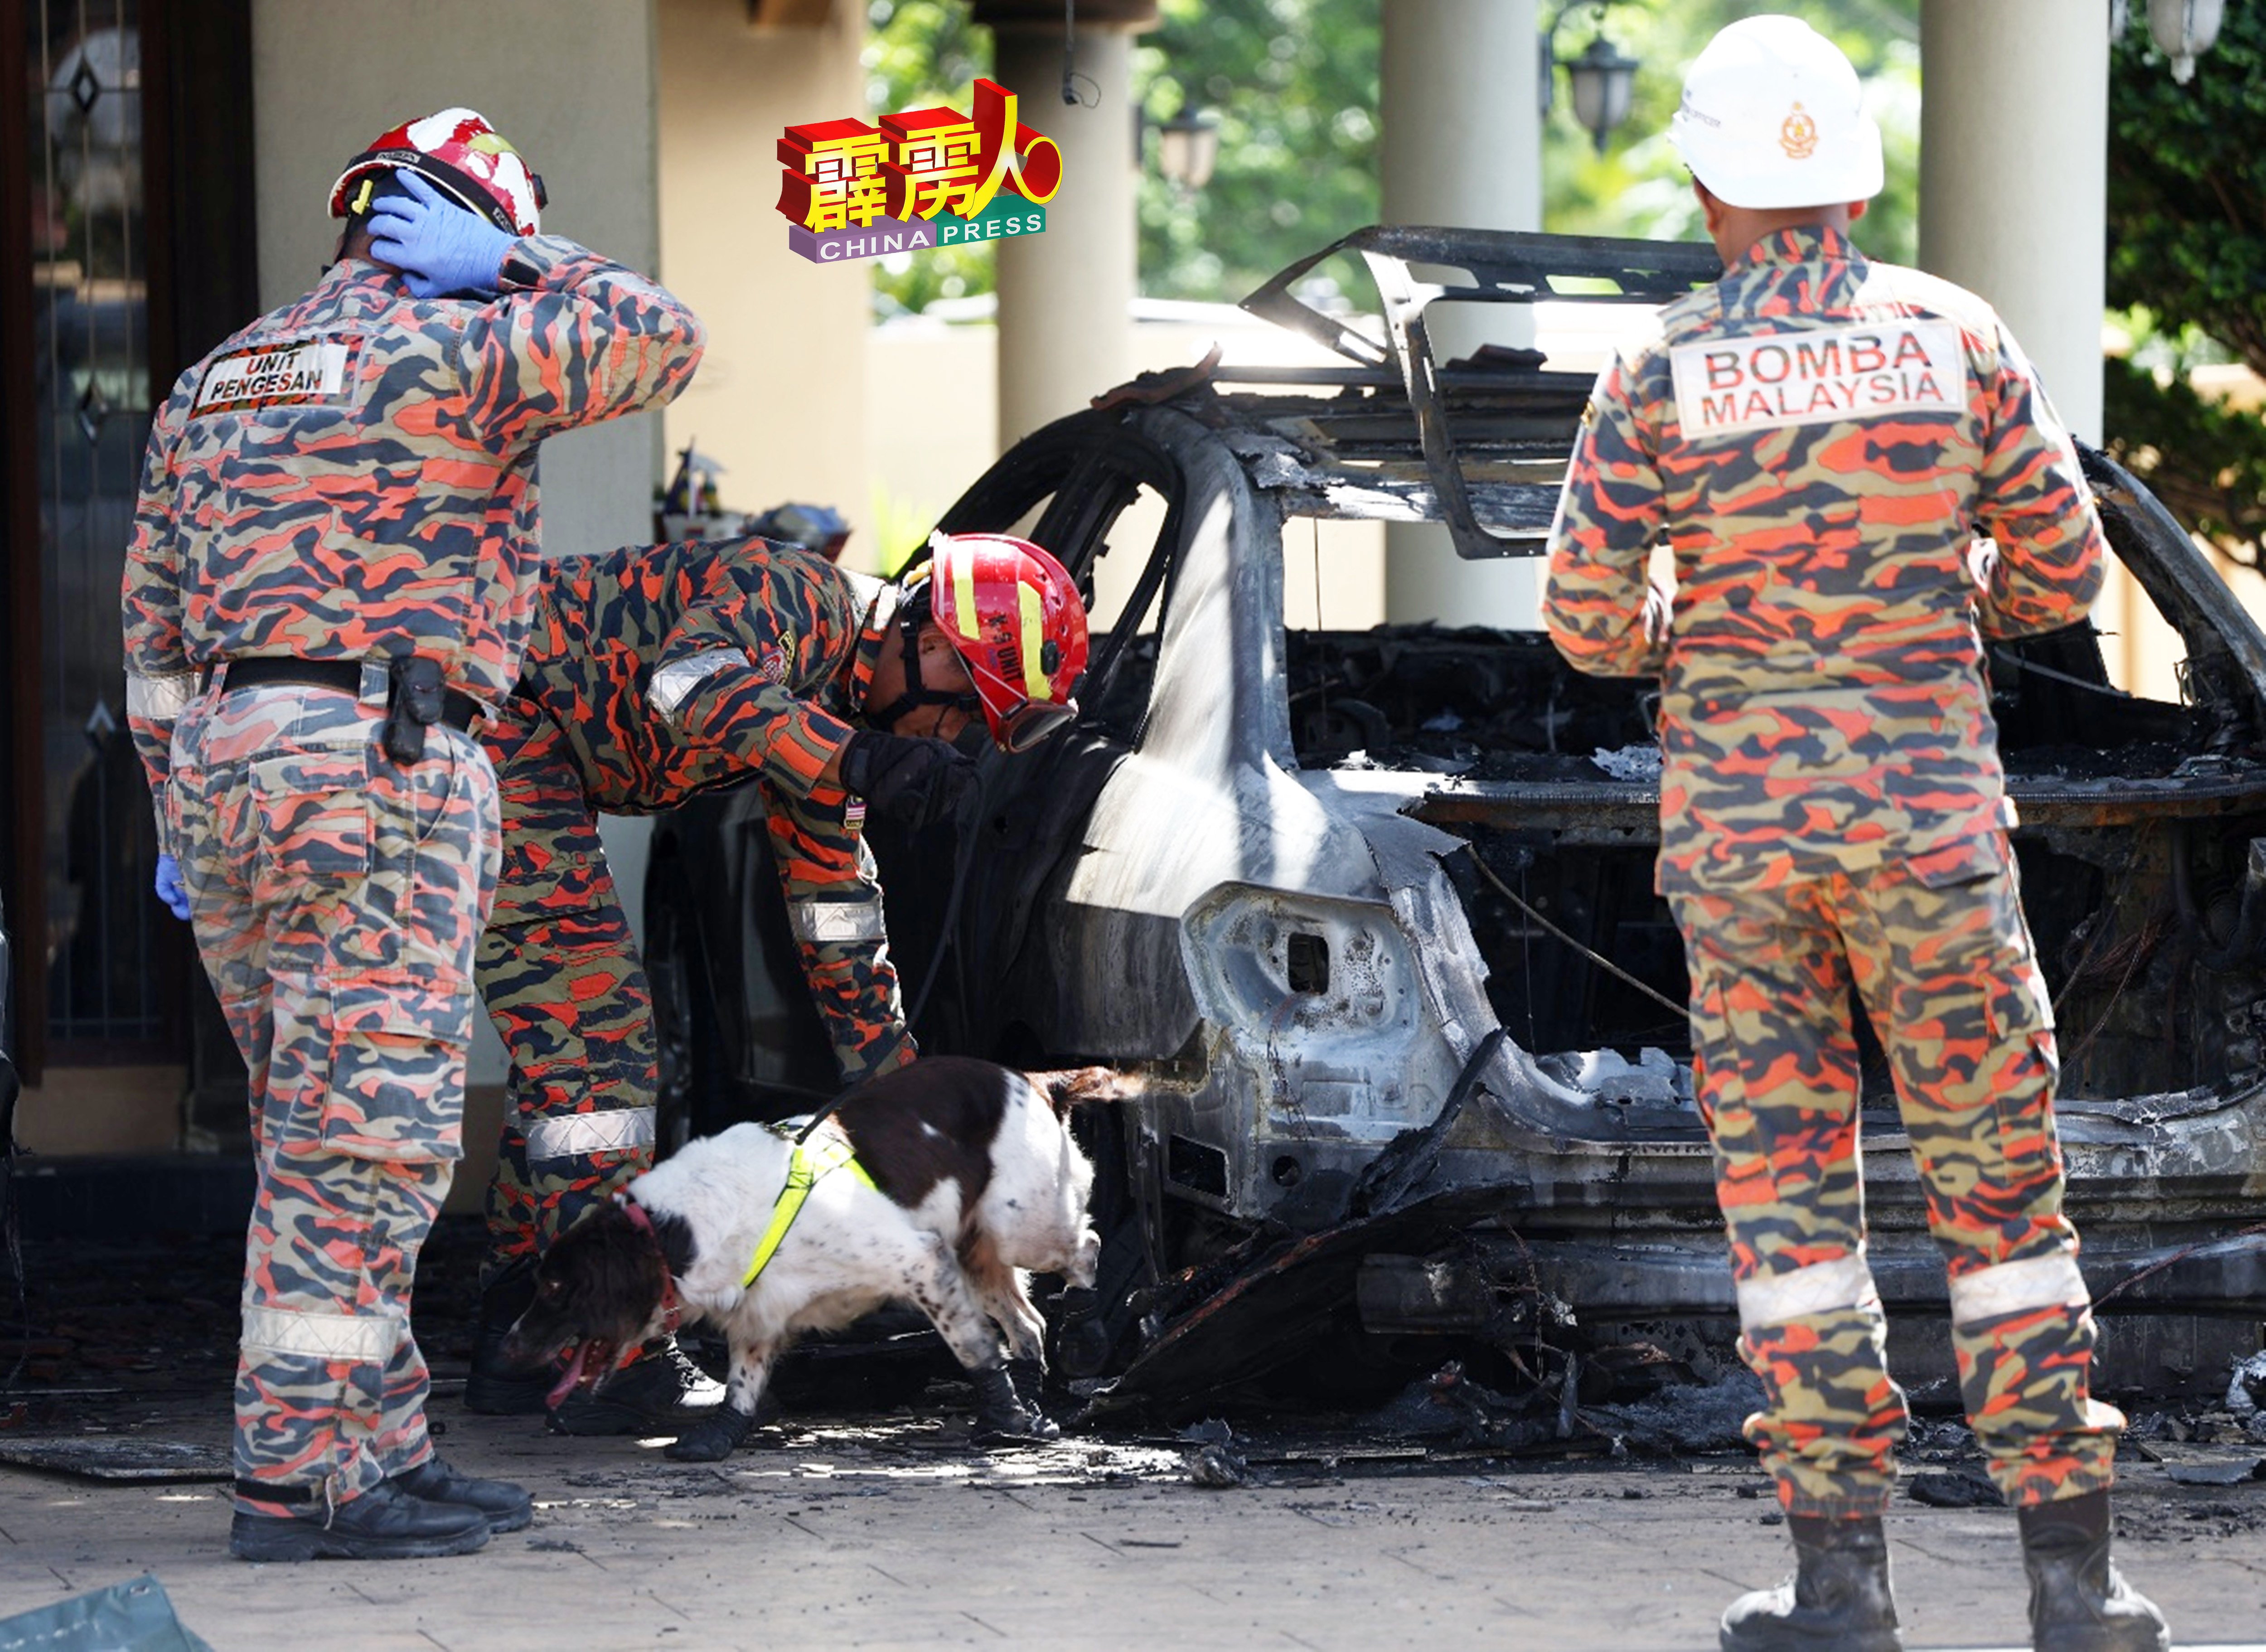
<box><xmin>122</xmin><ymin>242</ymin><xmax>702</xmax><ymax>1514</ymax></box>
<box><xmin>477</xmin><ymin>537</ymin><xmax>914</xmax><ymax>1278</ymax></box>
<box><xmin>1542</xmin><ymin>224</ymin><xmax>2117</xmax><ymax>1519</ymax></box>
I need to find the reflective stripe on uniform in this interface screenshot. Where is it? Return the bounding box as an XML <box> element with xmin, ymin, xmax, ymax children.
<box><xmin>790</xmin><ymin>896</ymin><xmax>885</xmax><ymax>945</ymax></box>
<box><xmin>647</xmin><ymin>649</ymin><xmax>743</xmax><ymax>731</ymax></box>
<box><xmin>240</xmin><ymin>1305</ymin><xmax>396</xmax><ymax>1362</ymax></box>
<box><xmin>125</xmin><ymin>668</ymin><xmax>196</xmax><ymax>722</ymax></box>
<box><xmin>1948</xmin><ymin>1250</ymin><xmax>2089</xmax><ymax>1327</ymax></box>
<box><xmin>1735</xmin><ymin>1252</ymin><xmax>1879</xmax><ymax>1332</ymax></box>
<box><xmin>1017</xmin><ymin>582</ymin><xmax>1050</xmax><ymax>701</ymax></box>
<box><xmin>743</xmin><ymin>1123</ymin><xmax>879</xmax><ymax>1289</ymax></box>
<box><xmin>527</xmin><ymin>1107</ymin><xmax>656</xmax><ymax>1164</ymax></box>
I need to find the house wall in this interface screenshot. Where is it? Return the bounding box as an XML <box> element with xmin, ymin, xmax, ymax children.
<box><xmin>656</xmin><ymin>0</ymin><xmax>871</xmax><ymax>561</ymax></box>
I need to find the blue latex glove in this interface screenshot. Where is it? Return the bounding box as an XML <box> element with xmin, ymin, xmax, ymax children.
<box><xmin>368</xmin><ymin>170</ymin><xmax>513</xmax><ymax>300</ymax></box>
<box><xmin>154</xmin><ymin>854</ymin><xmax>190</xmax><ymax>922</ymax></box>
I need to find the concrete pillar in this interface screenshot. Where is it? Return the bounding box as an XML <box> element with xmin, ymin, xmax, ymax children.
<box><xmin>983</xmin><ymin>6</ymin><xmax>1152</xmax><ymax>448</ymax></box>
<box><xmin>657</xmin><ymin>0</ymin><xmax>867</xmax><ymax>545</ymax></box>
<box><xmin>1919</xmin><ymin>0</ymin><xmax>2108</xmax><ymax>443</ymax></box>
<box><xmin>1380</xmin><ymin>0</ymin><xmax>1545</xmax><ymax>626</ymax></box>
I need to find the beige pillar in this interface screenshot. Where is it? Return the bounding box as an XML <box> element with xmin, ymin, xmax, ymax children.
<box><xmin>658</xmin><ymin>0</ymin><xmax>868</xmax><ymax>544</ymax></box>
<box><xmin>1919</xmin><ymin>0</ymin><xmax>2108</xmax><ymax>443</ymax></box>
<box><xmin>1380</xmin><ymin>0</ymin><xmax>1545</xmax><ymax>626</ymax></box>
<box><xmin>982</xmin><ymin>5</ymin><xmax>1153</xmax><ymax>448</ymax></box>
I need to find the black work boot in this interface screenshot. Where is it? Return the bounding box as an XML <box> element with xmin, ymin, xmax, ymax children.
<box><xmin>547</xmin><ymin>1336</ymin><xmax>724</xmax><ymax>1436</ymax></box>
<box><xmin>388</xmin><ymin>1455</ymin><xmax>535</xmax><ymax>1534</ymax></box>
<box><xmin>970</xmin><ymin>1362</ymin><xmax>1061</xmax><ymax>1445</ymax></box>
<box><xmin>464</xmin><ymin>1259</ymin><xmax>555</xmax><ymax>1416</ymax></box>
<box><xmin>2019</xmin><ymin>1491</ymin><xmax>2169</xmax><ymax>1652</ymax></box>
<box><xmin>1719</xmin><ymin>1515</ymin><xmax>1903</xmax><ymax>1652</ymax></box>
<box><xmin>228</xmin><ymin>1477</ymin><xmax>490</xmax><ymax>1562</ymax></box>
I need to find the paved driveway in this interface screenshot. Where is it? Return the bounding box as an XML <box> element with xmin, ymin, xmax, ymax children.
<box><xmin>6</xmin><ymin>1394</ymin><xmax>2264</xmax><ymax>1652</ymax></box>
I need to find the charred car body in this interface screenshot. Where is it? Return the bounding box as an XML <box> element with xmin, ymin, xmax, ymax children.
<box><xmin>649</xmin><ymin>228</ymin><xmax>2266</xmax><ymax>1412</ymax></box>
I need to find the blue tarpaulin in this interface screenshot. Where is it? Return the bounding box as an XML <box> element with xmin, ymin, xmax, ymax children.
<box><xmin>0</xmin><ymin>1574</ymin><xmax>214</xmax><ymax>1652</ymax></box>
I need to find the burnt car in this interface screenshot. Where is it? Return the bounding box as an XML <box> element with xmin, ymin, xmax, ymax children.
<box><xmin>648</xmin><ymin>227</ymin><xmax>2266</xmax><ymax>1412</ymax></box>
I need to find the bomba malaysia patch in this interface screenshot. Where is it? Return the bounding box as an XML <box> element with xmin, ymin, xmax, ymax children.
<box><xmin>1669</xmin><ymin>319</ymin><xmax>1962</xmax><ymax>439</ymax></box>
<box><xmin>193</xmin><ymin>335</ymin><xmax>363</xmax><ymax>416</ymax></box>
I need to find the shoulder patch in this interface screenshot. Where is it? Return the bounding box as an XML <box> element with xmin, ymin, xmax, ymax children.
<box><xmin>1668</xmin><ymin>319</ymin><xmax>1962</xmax><ymax>440</ymax></box>
<box><xmin>192</xmin><ymin>335</ymin><xmax>363</xmax><ymax>417</ymax></box>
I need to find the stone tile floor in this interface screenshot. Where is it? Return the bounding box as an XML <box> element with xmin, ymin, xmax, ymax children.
<box><xmin>3</xmin><ymin>1224</ymin><xmax>2262</xmax><ymax>1649</ymax></box>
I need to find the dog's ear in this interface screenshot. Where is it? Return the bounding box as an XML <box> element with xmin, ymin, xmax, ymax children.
<box><xmin>546</xmin><ymin>1202</ymin><xmax>668</xmax><ymax>1344</ymax></box>
<box><xmin>1029</xmin><ymin>1066</ymin><xmax>1140</xmax><ymax>1115</ymax></box>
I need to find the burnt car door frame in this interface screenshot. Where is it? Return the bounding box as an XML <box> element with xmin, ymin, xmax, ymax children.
<box><xmin>650</xmin><ymin>413</ymin><xmax>1195</xmax><ymax>1149</ymax></box>
<box><xmin>893</xmin><ymin>409</ymin><xmax>1191</xmax><ymax>1060</ymax></box>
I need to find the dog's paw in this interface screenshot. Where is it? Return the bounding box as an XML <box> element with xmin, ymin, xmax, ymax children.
<box><xmin>664</xmin><ymin>1410</ymin><xmax>755</xmax><ymax>1463</ymax></box>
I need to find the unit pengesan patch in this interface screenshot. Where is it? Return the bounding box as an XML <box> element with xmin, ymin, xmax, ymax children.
<box><xmin>1669</xmin><ymin>319</ymin><xmax>1963</xmax><ymax>440</ymax></box>
<box><xmin>192</xmin><ymin>334</ymin><xmax>364</xmax><ymax>417</ymax></box>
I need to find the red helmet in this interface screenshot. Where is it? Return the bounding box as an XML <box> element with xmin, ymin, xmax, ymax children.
<box><xmin>920</xmin><ymin>532</ymin><xmax>1089</xmax><ymax>752</ymax></box>
<box><xmin>329</xmin><ymin>107</ymin><xmax>545</xmax><ymax>238</ymax></box>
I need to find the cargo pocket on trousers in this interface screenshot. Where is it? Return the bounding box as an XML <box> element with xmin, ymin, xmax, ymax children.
<box><xmin>1906</xmin><ymin>829</ymin><xmax>2007</xmax><ymax>891</ymax></box>
<box><xmin>249</xmin><ymin>747</ymin><xmax>373</xmax><ymax>907</ymax></box>
<box><xmin>1690</xmin><ymin>971</ymin><xmax>1751</xmax><ymax>1146</ymax></box>
<box><xmin>1980</xmin><ymin>960</ymin><xmax>2061</xmax><ymax>1181</ymax></box>
<box><xmin>319</xmin><ymin>971</ymin><xmax>472</xmax><ymax>1162</ymax></box>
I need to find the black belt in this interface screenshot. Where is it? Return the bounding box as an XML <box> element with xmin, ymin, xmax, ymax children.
<box><xmin>221</xmin><ymin>657</ymin><xmax>480</xmax><ymax>732</ymax></box>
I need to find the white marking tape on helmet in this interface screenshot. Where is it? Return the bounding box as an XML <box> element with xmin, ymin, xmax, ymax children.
<box><xmin>647</xmin><ymin>649</ymin><xmax>743</xmax><ymax>731</ymax></box>
<box><xmin>952</xmin><ymin>543</ymin><xmax>982</xmax><ymax>642</ymax></box>
<box><xmin>1736</xmin><ymin>1252</ymin><xmax>1879</xmax><ymax>1332</ymax></box>
<box><xmin>528</xmin><ymin>1108</ymin><xmax>656</xmax><ymax>1163</ymax></box>
<box><xmin>241</xmin><ymin>1305</ymin><xmax>396</xmax><ymax>1362</ymax></box>
<box><xmin>1949</xmin><ymin>1251</ymin><xmax>2089</xmax><ymax>1327</ymax></box>
<box><xmin>1018</xmin><ymin>581</ymin><xmax>1050</xmax><ymax>700</ymax></box>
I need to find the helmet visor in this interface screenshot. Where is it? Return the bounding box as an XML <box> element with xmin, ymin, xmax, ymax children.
<box><xmin>994</xmin><ymin>698</ymin><xmax>1077</xmax><ymax>754</ymax></box>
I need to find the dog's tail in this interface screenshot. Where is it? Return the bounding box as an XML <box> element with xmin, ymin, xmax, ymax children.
<box><xmin>1028</xmin><ymin>1066</ymin><xmax>1143</xmax><ymax>1117</ymax></box>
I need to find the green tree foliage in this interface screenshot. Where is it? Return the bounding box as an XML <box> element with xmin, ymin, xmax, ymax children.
<box><xmin>864</xmin><ymin>0</ymin><xmax>998</xmax><ymax>318</ymax></box>
<box><xmin>2103</xmin><ymin>7</ymin><xmax>2266</xmax><ymax>568</ymax></box>
<box><xmin>868</xmin><ymin>0</ymin><xmax>1922</xmax><ymax>312</ymax></box>
<box><xmin>1539</xmin><ymin>0</ymin><xmax>1917</xmax><ymax>267</ymax></box>
<box><xmin>2103</xmin><ymin>350</ymin><xmax>2266</xmax><ymax>565</ymax></box>
<box><xmin>2108</xmin><ymin>10</ymin><xmax>2266</xmax><ymax>373</ymax></box>
<box><xmin>1131</xmin><ymin>0</ymin><xmax>1920</xmax><ymax>303</ymax></box>
<box><xmin>1133</xmin><ymin>0</ymin><xmax>1381</xmax><ymax>302</ymax></box>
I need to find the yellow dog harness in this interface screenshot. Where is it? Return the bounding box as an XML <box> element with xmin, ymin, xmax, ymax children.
<box><xmin>742</xmin><ymin>1123</ymin><xmax>878</xmax><ymax>1289</ymax></box>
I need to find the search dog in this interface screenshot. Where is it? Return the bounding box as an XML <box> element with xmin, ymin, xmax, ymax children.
<box><xmin>502</xmin><ymin>1056</ymin><xmax>1130</xmax><ymax>1462</ymax></box>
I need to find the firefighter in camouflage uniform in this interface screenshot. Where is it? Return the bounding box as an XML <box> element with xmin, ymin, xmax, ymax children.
<box><xmin>122</xmin><ymin>109</ymin><xmax>702</xmax><ymax>1561</ymax></box>
<box><xmin>462</xmin><ymin>530</ymin><xmax>1090</xmax><ymax>1424</ymax></box>
<box><xmin>1543</xmin><ymin>20</ymin><xmax>2167</xmax><ymax>1652</ymax></box>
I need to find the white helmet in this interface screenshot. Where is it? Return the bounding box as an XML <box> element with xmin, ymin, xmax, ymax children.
<box><xmin>1669</xmin><ymin>15</ymin><xmax>1883</xmax><ymax>210</ymax></box>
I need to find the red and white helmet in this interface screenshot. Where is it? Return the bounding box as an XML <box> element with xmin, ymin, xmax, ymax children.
<box><xmin>328</xmin><ymin>107</ymin><xmax>544</xmax><ymax>238</ymax></box>
<box><xmin>920</xmin><ymin>531</ymin><xmax>1090</xmax><ymax>752</ymax></box>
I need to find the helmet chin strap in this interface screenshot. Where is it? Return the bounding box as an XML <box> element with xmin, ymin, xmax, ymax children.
<box><xmin>864</xmin><ymin>605</ymin><xmax>978</xmax><ymax>732</ymax></box>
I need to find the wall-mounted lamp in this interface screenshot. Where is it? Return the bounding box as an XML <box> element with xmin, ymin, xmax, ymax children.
<box><xmin>1563</xmin><ymin>31</ymin><xmax>1639</xmax><ymax>154</ymax></box>
<box><xmin>1145</xmin><ymin>102</ymin><xmax>1221</xmax><ymax>194</ymax></box>
<box><xmin>1541</xmin><ymin>4</ymin><xmax>1640</xmax><ymax>155</ymax></box>
<box><xmin>2145</xmin><ymin>0</ymin><xmax>2224</xmax><ymax>82</ymax></box>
